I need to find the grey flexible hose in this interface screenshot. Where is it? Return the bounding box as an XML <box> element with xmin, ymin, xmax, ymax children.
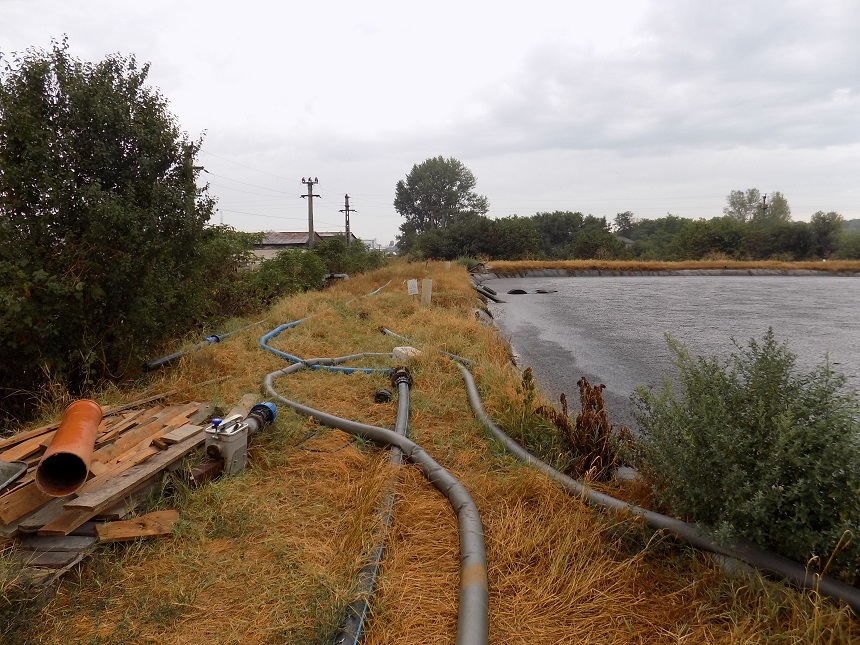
<box><xmin>264</xmin><ymin>365</ymin><xmax>489</xmax><ymax>645</ymax></box>
<box><xmin>457</xmin><ymin>363</ymin><xmax>860</xmax><ymax>614</ymax></box>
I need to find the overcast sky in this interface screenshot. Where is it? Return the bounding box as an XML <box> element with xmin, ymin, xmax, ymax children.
<box><xmin>3</xmin><ymin>0</ymin><xmax>858</xmax><ymax>245</ymax></box>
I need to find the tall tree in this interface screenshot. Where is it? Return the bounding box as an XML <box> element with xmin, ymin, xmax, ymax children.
<box><xmin>613</xmin><ymin>211</ymin><xmax>636</xmax><ymax>237</ymax></box>
<box><xmin>394</xmin><ymin>156</ymin><xmax>489</xmax><ymax>245</ymax></box>
<box><xmin>0</xmin><ymin>40</ymin><xmax>214</xmax><ymax>415</ymax></box>
<box><xmin>723</xmin><ymin>188</ymin><xmax>762</xmax><ymax>222</ymax></box>
<box><xmin>531</xmin><ymin>211</ymin><xmax>584</xmax><ymax>257</ymax></box>
<box><xmin>724</xmin><ymin>188</ymin><xmax>791</xmax><ymax>224</ymax></box>
<box><xmin>810</xmin><ymin>210</ymin><xmax>844</xmax><ymax>258</ymax></box>
<box><xmin>749</xmin><ymin>191</ymin><xmax>791</xmax><ymax>225</ymax></box>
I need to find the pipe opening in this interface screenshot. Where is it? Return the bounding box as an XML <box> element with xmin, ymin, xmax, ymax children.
<box><xmin>36</xmin><ymin>452</ymin><xmax>89</xmax><ymax>496</ymax></box>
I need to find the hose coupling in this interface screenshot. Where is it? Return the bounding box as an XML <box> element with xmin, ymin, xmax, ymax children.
<box><xmin>390</xmin><ymin>366</ymin><xmax>413</xmax><ymax>388</ymax></box>
<box><xmin>374</xmin><ymin>388</ymin><xmax>393</xmax><ymax>403</ymax></box>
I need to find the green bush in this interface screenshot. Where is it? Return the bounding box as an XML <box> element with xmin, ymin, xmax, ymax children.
<box><xmin>310</xmin><ymin>237</ymin><xmax>387</xmax><ymax>275</ymax></box>
<box><xmin>633</xmin><ymin>330</ymin><xmax>860</xmax><ymax>581</ymax></box>
<box><xmin>836</xmin><ymin>231</ymin><xmax>860</xmax><ymax>260</ymax></box>
<box><xmin>250</xmin><ymin>250</ymin><xmax>326</xmax><ymax>305</ymax></box>
<box><xmin>0</xmin><ymin>41</ymin><xmax>215</xmax><ymax>418</ymax></box>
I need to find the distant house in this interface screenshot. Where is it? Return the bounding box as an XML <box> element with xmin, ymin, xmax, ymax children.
<box><xmin>318</xmin><ymin>231</ymin><xmax>361</xmax><ymax>245</ymax></box>
<box><xmin>252</xmin><ymin>231</ymin><xmax>324</xmax><ymax>261</ymax></box>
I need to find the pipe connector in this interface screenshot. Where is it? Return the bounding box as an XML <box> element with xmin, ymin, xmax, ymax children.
<box><xmin>390</xmin><ymin>366</ymin><xmax>413</xmax><ymax>388</ymax></box>
<box><xmin>374</xmin><ymin>388</ymin><xmax>393</xmax><ymax>403</ymax></box>
<box><xmin>245</xmin><ymin>402</ymin><xmax>277</xmax><ymax>435</ymax></box>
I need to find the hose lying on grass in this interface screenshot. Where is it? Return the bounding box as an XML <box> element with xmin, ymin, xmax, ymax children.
<box><xmin>374</xmin><ymin>323</ymin><xmax>860</xmax><ymax>613</ymax></box>
<box><xmin>257</xmin><ymin>288</ymin><xmax>487</xmax><ymax>645</ymax></box>
<box><xmin>455</xmin><ymin>362</ymin><xmax>860</xmax><ymax>615</ymax></box>
<box><xmin>262</xmin><ymin>362</ymin><xmax>488</xmax><ymax>645</ymax></box>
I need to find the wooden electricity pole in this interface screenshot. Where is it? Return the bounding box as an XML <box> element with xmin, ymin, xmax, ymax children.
<box><xmin>339</xmin><ymin>194</ymin><xmax>356</xmax><ymax>246</ymax></box>
<box><xmin>301</xmin><ymin>177</ymin><xmax>320</xmax><ymax>248</ymax></box>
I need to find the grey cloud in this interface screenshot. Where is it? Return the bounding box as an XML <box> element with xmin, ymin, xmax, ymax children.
<box><xmin>369</xmin><ymin>0</ymin><xmax>860</xmax><ymax>158</ymax></box>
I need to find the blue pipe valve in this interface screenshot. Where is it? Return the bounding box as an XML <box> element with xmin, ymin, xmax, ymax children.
<box><xmin>245</xmin><ymin>402</ymin><xmax>277</xmax><ymax>436</ymax></box>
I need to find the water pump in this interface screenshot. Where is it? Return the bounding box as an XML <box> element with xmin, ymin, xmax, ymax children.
<box><xmin>203</xmin><ymin>402</ymin><xmax>277</xmax><ymax>475</ymax></box>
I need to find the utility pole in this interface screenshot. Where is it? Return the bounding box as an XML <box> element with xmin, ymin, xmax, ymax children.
<box><xmin>761</xmin><ymin>193</ymin><xmax>768</xmax><ymax>218</ymax></box>
<box><xmin>339</xmin><ymin>194</ymin><xmax>356</xmax><ymax>246</ymax></box>
<box><xmin>301</xmin><ymin>177</ymin><xmax>320</xmax><ymax>249</ymax></box>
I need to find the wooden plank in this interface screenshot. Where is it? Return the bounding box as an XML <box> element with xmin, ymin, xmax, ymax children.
<box><xmin>93</xmin><ymin>403</ymin><xmax>200</xmax><ymax>462</ymax></box>
<box><xmin>95</xmin><ymin>406</ymin><xmax>162</xmax><ymax>447</ymax></box>
<box><xmin>90</xmin><ymin>407</ymin><xmax>184</xmax><ymax>464</ymax></box>
<box><xmin>161</xmin><ymin>424</ymin><xmax>203</xmax><ymax>444</ymax></box>
<box><xmin>16</xmin><ymin>496</ymin><xmax>74</xmax><ymax>533</ymax></box>
<box><xmin>18</xmin><ymin>535</ymin><xmax>96</xmax><ymax>552</ymax></box>
<box><xmin>65</xmin><ymin>429</ymin><xmax>204</xmax><ymax>513</ymax></box>
<box><xmin>95</xmin><ymin>510</ymin><xmax>179</xmax><ymax>543</ymax></box>
<box><xmin>38</xmin><ymin>508</ymin><xmax>99</xmax><ymax>536</ymax></box>
<box><xmin>0</xmin><ymin>482</ymin><xmax>53</xmax><ymax>524</ymax></box>
<box><xmin>188</xmin><ymin>403</ymin><xmax>212</xmax><ymax>425</ymax></box>
<box><xmin>99</xmin><ymin>439</ymin><xmax>162</xmax><ymax>474</ymax></box>
<box><xmin>0</xmin><ymin>431</ymin><xmax>55</xmax><ymax>462</ymax></box>
<box><xmin>94</xmin><ymin>485</ymin><xmax>154</xmax><ymax>521</ymax></box>
<box><xmin>77</xmin><ymin>447</ymin><xmax>158</xmax><ymax>496</ymax></box>
<box><xmin>227</xmin><ymin>394</ymin><xmax>258</xmax><ymax>419</ymax></box>
<box><xmin>69</xmin><ymin>521</ymin><xmax>99</xmax><ymax>537</ymax></box>
<box><xmin>0</xmin><ymin>423</ymin><xmax>58</xmax><ymax>451</ymax></box>
<box><xmin>13</xmin><ymin>549</ymin><xmax>85</xmax><ymax>569</ymax></box>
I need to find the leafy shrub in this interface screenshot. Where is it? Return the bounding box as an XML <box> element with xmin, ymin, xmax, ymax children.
<box><xmin>310</xmin><ymin>237</ymin><xmax>387</xmax><ymax>276</ymax></box>
<box><xmin>0</xmin><ymin>42</ymin><xmax>215</xmax><ymax>419</ymax></box>
<box><xmin>250</xmin><ymin>250</ymin><xmax>326</xmax><ymax>306</ymax></box>
<box><xmin>633</xmin><ymin>330</ymin><xmax>860</xmax><ymax>581</ymax></box>
<box><xmin>836</xmin><ymin>231</ymin><xmax>860</xmax><ymax>260</ymax></box>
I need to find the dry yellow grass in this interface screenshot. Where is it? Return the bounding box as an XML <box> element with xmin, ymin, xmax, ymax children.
<box><xmin>6</xmin><ymin>260</ymin><xmax>857</xmax><ymax>644</ymax></box>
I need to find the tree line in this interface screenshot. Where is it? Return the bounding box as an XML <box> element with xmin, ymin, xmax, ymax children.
<box><xmin>395</xmin><ymin>158</ymin><xmax>860</xmax><ymax>261</ymax></box>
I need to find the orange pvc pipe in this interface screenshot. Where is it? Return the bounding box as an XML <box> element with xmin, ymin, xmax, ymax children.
<box><xmin>36</xmin><ymin>399</ymin><xmax>103</xmax><ymax>497</ymax></box>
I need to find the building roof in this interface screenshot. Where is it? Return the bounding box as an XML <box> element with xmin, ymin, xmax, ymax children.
<box><xmin>317</xmin><ymin>231</ymin><xmax>360</xmax><ymax>242</ymax></box>
<box><xmin>257</xmin><ymin>231</ymin><xmax>322</xmax><ymax>246</ymax></box>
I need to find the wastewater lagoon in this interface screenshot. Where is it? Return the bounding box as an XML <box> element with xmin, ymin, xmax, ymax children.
<box><xmin>485</xmin><ymin>275</ymin><xmax>860</xmax><ymax>429</ymax></box>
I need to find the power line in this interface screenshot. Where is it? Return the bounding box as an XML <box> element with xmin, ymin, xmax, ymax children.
<box><xmin>207</xmin><ymin>182</ymin><xmax>293</xmax><ymax>198</ymax></box>
<box><xmin>204</xmin><ymin>171</ymin><xmax>295</xmax><ymax>194</ymax></box>
<box><xmin>200</xmin><ymin>150</ymin><xmax>294</xmax><ymax>181</ymax></box>
<box><xmin>218</xmin><ymin>209</ymin><xmax>307</xmax><ymax>221</ymax></box>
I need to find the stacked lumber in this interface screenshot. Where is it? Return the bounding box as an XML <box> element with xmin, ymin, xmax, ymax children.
<box><xmin>0</xmin><ymin>400</ymin><xmax>213</xmax><ymax>585</ymax></box>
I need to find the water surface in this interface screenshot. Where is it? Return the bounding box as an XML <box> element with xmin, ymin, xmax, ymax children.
<box><xmin>485</xmin><ymin>275</ymin><xmax>859</xmax><ymax>429</ymax></box>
